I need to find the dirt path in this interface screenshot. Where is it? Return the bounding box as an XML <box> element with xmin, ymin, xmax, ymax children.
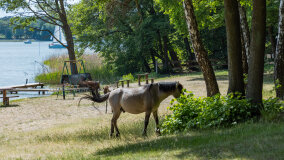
<box><xmin>0</xmin><ymin>75</ymin><xmax>228</xmax><ymax>132</ymax></box>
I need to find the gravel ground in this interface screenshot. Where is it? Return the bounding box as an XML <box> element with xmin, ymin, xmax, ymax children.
<box><xmin>0</xmin><ymin>75</ymin><xmax>228</xmax><ymax>132</ymax></box>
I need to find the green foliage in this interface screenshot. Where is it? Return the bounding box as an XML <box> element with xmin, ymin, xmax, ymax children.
<box><xmin>161</xmin><ymin>90</ymin><xmax>284</xmax><ymax>134</ymax></box>
<box><xmin>122</xmin><ymin>73</ymin><xmax>135</xmax><ymax>82</ymax></box>
<box><xmin>35</xmin><ymin>72</ymin><xmax>61</xmax><ymax>84</ymax></box>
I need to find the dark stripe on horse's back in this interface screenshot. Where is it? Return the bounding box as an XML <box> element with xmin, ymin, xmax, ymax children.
<box><xmin>158</xmin><ymin>82</ymin><xmax>177</xmax><ymax>92</ymax></box>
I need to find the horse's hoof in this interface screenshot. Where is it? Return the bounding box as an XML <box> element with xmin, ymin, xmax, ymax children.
<box><xmin>156</xmin><ymin>129</ymin><xmax>161</xmax><ymax>136</ymax></box>
<box><xmin>142</xmin><ymin>132</ymin><xmax>147</xmax><ymax>137</ymax></box>
<box><xmin>115</xmin><ymin>133</ymin><xmax>120</xmax><ymax>138</ymax></box>
<box><xmin>109</xmin><ymin>133</ymin><xmax>113</xmax><ymax>137</ymax></box>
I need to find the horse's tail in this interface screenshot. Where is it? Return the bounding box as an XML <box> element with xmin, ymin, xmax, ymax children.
<box><xmin>78</xmin><ymin>92</ymin><xmax>110</xmax><ymax>106</ymax></box>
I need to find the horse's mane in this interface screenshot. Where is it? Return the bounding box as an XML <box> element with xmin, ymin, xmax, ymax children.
<box><xmin>158</xmin><ymin>82</ymin><xmax>181</xmax><ymax>92</ymax></box>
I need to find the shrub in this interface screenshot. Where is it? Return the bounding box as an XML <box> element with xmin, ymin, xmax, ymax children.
<box><xmin>35</xmin><ymin>72</ymin><xmax>61</xmax><ymax>84</ymax></box>
<box><xmin>161</xmin><ymin>90</ymin><xmax>284</xmax><ymax>134</ymax></box>
<box><xmin>122</xmin><ymin>73</ymin><xmax>135</xmax><ymax>82</ymax></box>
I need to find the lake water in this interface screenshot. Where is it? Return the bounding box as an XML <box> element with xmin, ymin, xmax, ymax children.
<box><xmin>0</xmin><ymin>41</ymin><xmax>67</xmax><ymax>99</ymax></box>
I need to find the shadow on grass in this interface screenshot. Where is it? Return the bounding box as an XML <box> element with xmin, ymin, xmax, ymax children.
<box><xmin>94</xmin><ymin>122</ymin><xmax>284</xmax><ymax>160</ymax></box>
<box><xmin>187</xmin><ymin>75</ymin><xmax>229</xmax><ymax>82</ymax></box>
<box><xmin>36</xmin><ymin>119</ymin><xmax>155</xmax><ymax>142</ymax></box>
<box><xmin>0</xmin><ymin>104</ymin><xmax>20</xmax><ymax>108</ymax></box>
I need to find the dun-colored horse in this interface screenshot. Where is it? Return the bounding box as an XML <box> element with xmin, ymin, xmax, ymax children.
<box><xmin>84</xmin><ymin>82</ymin><xmax>183</xmax><ymax>137</ymax></box>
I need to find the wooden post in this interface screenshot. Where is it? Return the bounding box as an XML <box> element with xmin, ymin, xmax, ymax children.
<box><xmin>62</xmin><ymin>85</ymin><xmax>66</xmax><ymax>100</ymax></box>
<box><xmin>3</xmin><ymin>89</ymin><xmax>8</xmax><ymax>106</ymax></box>
<box><xmin>138</xmin><ymin>75</ymin><xmax>141</xmax><ymax>86</ymax></box>
<box><xmin>126</xmin><ymin>80</ymin><xmax>130</xmax><ymax>87</ymax></box>
<box><xmin>151</xmin><ymin>78</ymin><xmax>154</xmax><ymax>84</ymax></box>
<box><xmin>145</xmin><ymin>74</ymin><xmax>149</xmax><ymax>84</ymax></box>
<box><xmin>121</xmin><ymin>81</ymin><xmax>124</xmax><ymax>88</ymax></box>
<box><xmin>116</xmin><ymin>81</ymin><xmax>119</xmax><ymax>88</ymax></box>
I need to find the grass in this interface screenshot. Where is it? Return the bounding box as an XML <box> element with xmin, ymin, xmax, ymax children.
<box><xmin>0</xmin><ymin>116</ymin><xmax>283</xmax><ymax>159</ymax></box>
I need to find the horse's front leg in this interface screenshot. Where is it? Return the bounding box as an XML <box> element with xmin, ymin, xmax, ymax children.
<box><xmin>142</xmin><ymin>111</ymin><xmax>151</xmax><ymax>136</ymax></box>
<box><xmin>153</xmin><ymin>111</ymin><xmax>161</xmax><ymax>136</ymax></box>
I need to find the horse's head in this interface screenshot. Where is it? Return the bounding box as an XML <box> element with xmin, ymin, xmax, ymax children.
<box><xmin>173</xmin><ymin>82</ymin><xmax>183</xmax><ymax>98</ymax></box>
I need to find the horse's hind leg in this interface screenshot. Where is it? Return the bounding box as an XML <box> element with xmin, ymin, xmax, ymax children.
<box><xmin>142</xmin><ymin>111</ymin><xmax>151</xmax><ymax>136</ymax></box>
<box><xmin>153</xmin><ymin>111</ymin><xmax>161</xmax><ymax>136</ymax></box>
<box><xmin>110</xmin><ymin>109</ymin><xmax>121</xmax><ymax>137</ymax></box>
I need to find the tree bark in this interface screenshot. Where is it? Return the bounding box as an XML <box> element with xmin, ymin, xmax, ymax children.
<box><xmin>275</xmin><ymin>0</ymin><xmax>284</xmax><ymax>100</ymax></box>
<box><xmin>268</xmin><ymin>26</ymin><xmax>276</xmax><ymax>60</ymax></box>
<box><xmin>238</xmin><ymin>2</ymin><xmax>250</xmax><ymax>63</ymax></box>
<box><xmin>246</xmin><ymin>0</ymin><xmax>266</xmax><ymax>106</ymax></box>
<box><xmin>57</xmin><ymin>0</ymin><xmax>78</xmax><ymax>74</ymax></box>
<box><xmin>183</xmin><ymin>0</ymin><xmax>220</xmax><ymax>97</ymax></box>
<box><xmin>240</xmin><ymin>29</ymin><xmax>249</xmax><ymax>74</ymax></box>
<box><xmin>224</xmin><ymin>0</ymin><xmax>245</xmax><ymax>95</ymax></box>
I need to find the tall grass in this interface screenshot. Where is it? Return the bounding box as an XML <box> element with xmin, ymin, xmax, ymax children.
<box><xmin>35</xmin><ymin>54</ymin><xmax>119</xmax><ymax>84</ymax></box>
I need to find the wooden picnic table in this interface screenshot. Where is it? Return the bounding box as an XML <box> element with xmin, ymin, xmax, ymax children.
<box><xmin>0</xmin><ymin>87</ymin><xmax>19</xmax><ymax>106</ymax></box>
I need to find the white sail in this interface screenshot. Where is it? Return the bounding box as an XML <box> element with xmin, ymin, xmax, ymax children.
<box><xmin>53</xmin><ymin>26</ymin><xmax>67</xmax><ymax>44</ymax></box>
<box><xmin>49</xmin><ymin>25</ymin><xmax>67</xmax><ymax>49</ymax></box>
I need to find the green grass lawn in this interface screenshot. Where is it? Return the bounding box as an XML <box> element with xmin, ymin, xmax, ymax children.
<box><xmin>1</xmin><ymin>117</ymin><xmax>283</xmax><ymax>160</ymax></box>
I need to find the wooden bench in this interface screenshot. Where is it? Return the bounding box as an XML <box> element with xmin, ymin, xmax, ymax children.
<box><xmin>0</xmin><ymin>88</ymin><xmax>19</xmax><ymax>106</ymax></box>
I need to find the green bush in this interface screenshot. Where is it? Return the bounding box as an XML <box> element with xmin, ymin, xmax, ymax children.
<box><xmin>35</xmin><ymin>72</ymin><xmax>61</xmax><ymax>84</ymax></box>
<box><xmin>161</xmin><ymin>90</ymin><xmax>284</xmax><ymax>134</ymax></box>
<box><xmin>122</xmin><ymin>73</ymin><xmax>135</xmax><ymax>82</ymax></box>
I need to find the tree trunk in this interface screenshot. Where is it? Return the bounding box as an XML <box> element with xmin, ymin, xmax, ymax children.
<box><xmin>58</xmin><ymin>0</ymin><xmax>78</xmax><ymax>75</ymax></box>
<box><xmin>268</xmin><ymin>26</ymin><xmax>276</xmax><ymax>60</ymax></box>
<box><xmin>238</xmin><ymin>2</ymin><xmax>250</xmax><ymax>63</ymax></box>
<box><xmin>161</xmin><ymin>35</ymin><xmax>172</xmax><ymax>72</ymax></box>
<box><xmin>275</xmin><ymin>0</ymin><xmax>284</xmax><ymax>100</ymax></box>
<box><xmin>150</xmin><ymin>49</ymin><xmax>157</xmax><ymax>71</ymax></box>
<box><xmin>246</xmin><ymin>0</ymin><xmax>266</xmax><ymax>106</ymax></box>
<box><xmin>184</xmin><ymin>37</ymin><xmax>195</xmax><ymax>61</ymax></box>
<box><xmin>240</xmin><ymin>30</ymin><xmax>249</xmax><ymax>74</ymax></box>
<box><xmin>163</xmin><ymin>36</ymin><xmax>181</xmax><ymax>68</ymax></box>
<box><xmin>224</xmin><ymin>0</ymin><xmax>245</xmax><ymax>95</ymax></box>
<box><xmin>183</xmin><ymin>0</ymin><xmax>220</xmax><ymax>97</ymax></box>
<box><xmin>143</xmin><ymin>57</ymin><xmax>151</xmax><ymax>73</ymax></box>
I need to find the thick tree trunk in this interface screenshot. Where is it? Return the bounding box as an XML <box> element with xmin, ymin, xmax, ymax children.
<box><xmin>238</xmin><ymin>2</ymin><xmax>250</xmax><ymax>63</ymax></box>
<box><xmin>183</xmin><ymin>0</ymin><xmax>220</xmax><ymax>97</ymax></box>
<box><xmin>58</xmin><ymin>0</ymin><xmax>78</xmax><ymax>75</ymax></box>
<box><xmin>224</xmin><ymin>0</ymin><xmax>245</xmax><ymax>95</ymax></box>
<box><xmin>268</xmin><ymin>26</ymin><xmax>276</xmax><ymax>60</ymax></box>
<box><xmin>246</xmin><ymin>0</ymin><xmax>266</xmax><ymax>106</ymax></box>
<box><xmin>275</xmin><ymin>0</ymin><xmax>284</xmax><ymax>100</ymax></box>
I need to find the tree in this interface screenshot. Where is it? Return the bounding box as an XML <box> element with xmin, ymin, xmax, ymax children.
<box><xmin>246</xmin><ymin>0</ymin><xmax>266</xmax><ymax>107</ymax></box>
<box><xmin>238</xmin><ymin>2</ymin><xmax>250</xmax><ymax>74</ymax></box>
<box><xmin>183</xmin><ymin>0</ymin><xmax>220</xmax><ymax>97</ymax></box>
<box><xmin>1</xmin><ymin>0</ymin><xmax>78</xmax><ymax>74</ymax></box>
<box><xmin>224</xmin><ymin>0</ymin><xmax>245</xmax><ymax>95</ymax></box>
<box><xmin>275</xmin><ymin>0</ymin><xmax>284</xmax><ymax>100</ymax></box>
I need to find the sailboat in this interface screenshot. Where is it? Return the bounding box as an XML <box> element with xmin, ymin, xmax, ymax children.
<box><xmin>49</xmin><ymin>26</ymin><xmax>67</xmax><ymax>49</ymax></box>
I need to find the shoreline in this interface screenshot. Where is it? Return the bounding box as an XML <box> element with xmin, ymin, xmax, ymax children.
<box><xmin>0</xmin><ymin>39</ymin><xmax>52</xmax><ymax>42</ymax></box>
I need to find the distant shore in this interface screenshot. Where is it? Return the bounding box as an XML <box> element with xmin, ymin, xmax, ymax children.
<box><xmin>0</xmin><ymin>39</ymin><xmax>51</xmax><ymax>42</ymax></box>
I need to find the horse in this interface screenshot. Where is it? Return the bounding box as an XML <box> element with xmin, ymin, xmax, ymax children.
<box><xmin>85</xmin><ymin>81</ymin><xmax>183</xmax><ymax>137</ymax></box>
